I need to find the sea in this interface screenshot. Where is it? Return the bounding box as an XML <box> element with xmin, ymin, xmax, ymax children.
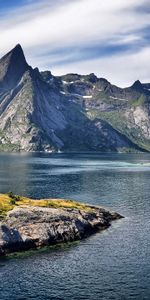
<box><xmin>0</xmin><ymin>152</ymin><xmax>150</xmax><ymax>300</ymax></box>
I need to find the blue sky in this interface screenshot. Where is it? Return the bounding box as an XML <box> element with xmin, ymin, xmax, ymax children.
<box><xmin>0</xmin><ymin>0</ymin><xmax>24</xmax><ymax>9</ymax></box>
<box><xmin>0</xmin><ymin>0</ymin><xmax>150</xmax><ymax>86</ymax></box>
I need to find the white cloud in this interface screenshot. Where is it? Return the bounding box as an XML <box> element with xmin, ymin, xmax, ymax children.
<box><xmin>0</xmin><ymin>0</ymin><xmax>149</xmax><ymax>86</ymax></box>
<box><xmin>51</xmin><ymin>47</ymin><xmax>150</xmax><ymax>87</ymax></box>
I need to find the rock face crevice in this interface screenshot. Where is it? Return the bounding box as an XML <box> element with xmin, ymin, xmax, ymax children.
<box><xmin>0</xmin><ymin>205</ymin><xmax>123</xmax><ymax>256</ymax></box>
<box><xmin>0</xmin><ymin>44</ymin><xmax>150</xmax><ymax>152</ymax></box>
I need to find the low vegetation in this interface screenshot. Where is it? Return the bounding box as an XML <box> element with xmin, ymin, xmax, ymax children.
<box><xmin>129</xmin><ymin>94</ymin><xmax>146</xmax><ymax>107</ymax></box>
<box><xmin>0</xmin><ymin>193</ymin><xmax>92</xmax><ymax>219</ymax></box>
<box><xmin>87</xmin><ymin>109</ymin><xmax>150</xmax><ymax>151</ymax></box>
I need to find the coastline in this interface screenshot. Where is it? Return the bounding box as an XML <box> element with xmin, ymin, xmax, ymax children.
<box><xmin>0</xmin><ymin>194</ymin><xmax>123</xmax><ymax>256</ymax></box>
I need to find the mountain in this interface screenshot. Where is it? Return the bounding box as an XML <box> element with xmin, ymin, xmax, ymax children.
<box><xmin>0</xmin><ymin>44</ymin><xmax>150</xmax><ymax>152</ymax></box>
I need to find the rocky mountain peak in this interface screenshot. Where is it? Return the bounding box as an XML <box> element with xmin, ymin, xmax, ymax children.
<box><xmin>85</xmin><ymin>73</ymin><xmax>98</xmax><ymax>83</ymax></box>
<box><xmin>9</xmin><ymin>43</ymin><xmax>24</xmax><ymax>56</ymax></box>
<box><xmin>131</xmin><ymin>80</ymin><xmax>143</xmax><ymax>91</ymax></box>
<box><xmin>0</xmin><ymin>44</ymin><xmax>150</xmax><ymax>153</ymax></box>
<box><xmin>0</xmin><ymin>44</ymin><xmax>29</xmax><ymax>90</ymax></box>
<box><xmin>40</xmin><ymin>70</ymin><xmax>53</xmax><ymax>82</ymax></box>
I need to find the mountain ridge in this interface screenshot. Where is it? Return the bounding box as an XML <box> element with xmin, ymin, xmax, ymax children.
<box><xmin>0</xmin><ymin>44</ymin><xmax>150</xmax><ymax>152</ymax></box>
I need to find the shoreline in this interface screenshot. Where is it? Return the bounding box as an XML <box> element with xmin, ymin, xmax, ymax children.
<box><xmin>0</xmin><ymin>194</ymin><xmax>123</xmax><ymax>256</ymax></box>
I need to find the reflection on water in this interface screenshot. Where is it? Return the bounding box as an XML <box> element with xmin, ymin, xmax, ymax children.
<box><xmin>0</xmin><ymin>153</ymin><xmax>150</xmax><ymax>300</ymax></box>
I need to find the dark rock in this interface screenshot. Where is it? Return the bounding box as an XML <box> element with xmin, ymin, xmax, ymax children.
<box><xmin>0</xmin><ymin>205</ymin><xmax>123</xmax><ymax>256</ymax></box>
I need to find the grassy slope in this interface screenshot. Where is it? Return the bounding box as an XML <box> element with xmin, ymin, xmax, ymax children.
<box><xmin>87</xmin><ymin>109</ymin><xmax>150</xmax><ymax>151</ymax></box>
<box><xmin>0</xmin><ymin>194</ymin><xmax>92</xmax><ymax>219</ymax></box>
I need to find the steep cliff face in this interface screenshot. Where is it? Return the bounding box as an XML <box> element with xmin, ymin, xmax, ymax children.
<box><xmin>0</xmin><ymin>45</ymin><xmax>149</xmax><ymax>152</ymax></box>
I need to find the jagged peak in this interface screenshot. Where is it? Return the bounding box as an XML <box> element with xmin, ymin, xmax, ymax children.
<box><xmin>131</xmin><ymin>80</ymin><xmax>143</xmax><ymax>90</ymax></box>
<box><xmin>7</xmin><ymin>44</ymin><xmax>27</xmax><ymax>64</ymax></box>
<box><xmin>84</xmin><ymin>73</ymin><xmax>98</xmax><ymax>83</ymax></box>
<box><xmin>0</xmin><ymin>43</ymin><xmax>29</xmax><ymax>89</ymax></box>
<box><xmin>11</xmin><ymin>43</ymin><xmax>23</xmax><ymax>53</ymax></box>
<box><xmin>1</xmin><ymin>44</ymin><xmax>26</xmax><ymax>63</ymax></box>
<box><xmin>40</xmin><ymin>70</ymin><xmax>53</xmax><ymax>81</ymax></box>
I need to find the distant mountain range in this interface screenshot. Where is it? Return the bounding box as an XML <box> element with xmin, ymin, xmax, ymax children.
<box><xmin>0</xmin><ymin>44</ymin><xmax>150</xmax><ymax>152</ymax></box>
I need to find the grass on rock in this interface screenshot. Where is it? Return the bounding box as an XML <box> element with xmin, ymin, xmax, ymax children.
<box><xmin>0</xmin><ymin>193</ymin><xmax>91</xmax><ymax>219</ymax></box>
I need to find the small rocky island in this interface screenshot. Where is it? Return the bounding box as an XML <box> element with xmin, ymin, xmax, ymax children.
<box><xmin>0</xmin><ymin>193</ymin><xmax>123</xmax><ymax>256</ymax></box>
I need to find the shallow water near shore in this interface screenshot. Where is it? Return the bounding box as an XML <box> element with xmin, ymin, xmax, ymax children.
<box><xmin>0</xmin><ymin>152</ymin><xmax>150</xmax><ymax>300</ymax></box>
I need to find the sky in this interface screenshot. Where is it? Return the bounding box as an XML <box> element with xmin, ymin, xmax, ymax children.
<box><xmin>0</xmin><ymin>0</ymin><xmax>150</xmax><ymax>87</ymax></box>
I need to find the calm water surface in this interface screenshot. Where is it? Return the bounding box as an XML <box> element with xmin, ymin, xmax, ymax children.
<box><xmin>0</xmin><ymin>153</ymin><xmax>150</xmax><ymax>300</ymax></box>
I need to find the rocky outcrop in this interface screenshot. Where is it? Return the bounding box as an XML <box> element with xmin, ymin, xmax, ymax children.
<box><xmin>0</xmin><ymin>205</ymin><xmax>122</xmax><ymax>256</ymax></box>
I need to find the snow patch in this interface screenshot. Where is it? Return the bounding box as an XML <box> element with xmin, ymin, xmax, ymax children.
<box><xmin>71</xmin><ymin>93</ymin><xmax>93</xmax><ymax>98</ymax></box>
<box><xmin>72</xmin><ymin>93</ymin><xmax>82</xmax><ymax>97</ymax></box>
<box><xmin>109</xmin><ymin>96</ymin><xmax>127</xmax><ymax>101</ymax></box>
<box><xmin>62</xmin><ymin>80</ymin><xmax>76</xmax><ymax>85</ymax></box>
<box><xmin>83</xmin><ymin>95</ymin><xmax>93</xmax><ymax>99</ymax></box>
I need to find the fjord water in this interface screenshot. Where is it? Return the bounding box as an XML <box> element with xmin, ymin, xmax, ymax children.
<box><xmin>0</xmin><ymin>153</ymin><xmax>150</xmax><ymax>300</ymax></box>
